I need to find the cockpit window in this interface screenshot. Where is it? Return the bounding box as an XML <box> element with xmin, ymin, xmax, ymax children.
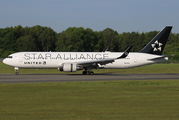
<box><xmin>7</xmin><ymin>56</ymin><xmax>13</xmax><ymax>58</ymax></box>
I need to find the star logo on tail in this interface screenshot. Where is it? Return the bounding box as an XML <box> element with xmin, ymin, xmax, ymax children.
<box><xmin>151</xmin><ymin>40</ymin><xmax>163</xmax><ymax>51</ymax></box>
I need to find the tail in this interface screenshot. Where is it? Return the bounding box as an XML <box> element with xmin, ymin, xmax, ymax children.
<box><xmin>139</xmin><ymin>26</ymin><xmax>172</xmax><ymax>55</ymax></box>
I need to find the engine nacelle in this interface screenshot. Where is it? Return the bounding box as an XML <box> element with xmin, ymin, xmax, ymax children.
<box><xmin>61</xmin><ymin>63</ymin><xmax>77</xmax><ymax>72</ymax></box>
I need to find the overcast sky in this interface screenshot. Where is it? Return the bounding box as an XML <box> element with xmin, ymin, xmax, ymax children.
<box><xmin>0</xmin><ymin>0</ymin><xmax>178</xmax><ymax>33</ymax></box>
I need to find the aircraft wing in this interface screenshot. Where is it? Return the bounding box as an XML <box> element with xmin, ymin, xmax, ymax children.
<box><xmin>76</xmin><ymin>46</ymin><xmax>132</xmax><ymax>67</ymax></box>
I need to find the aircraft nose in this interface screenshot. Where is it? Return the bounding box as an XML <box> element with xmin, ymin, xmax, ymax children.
<box><xmin>3</xmin><ymin>58</ymin><xmax>7</xmax><ymax>65</ymax></box>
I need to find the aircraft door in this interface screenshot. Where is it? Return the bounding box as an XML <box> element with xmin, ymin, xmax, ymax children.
<box><xmin>133</xmin><ymin>56</ymin><xmax>139</xmax><ymax>67</ymax></box>
<box><xmin>19</xmin><ymin>55</ymin><xmax>23</xmax><ymax>62</ymax></box>
<box><xmin>134</xmin><ymin>57</ymin><xmax>137</xmax><ymax>63</ymax></box>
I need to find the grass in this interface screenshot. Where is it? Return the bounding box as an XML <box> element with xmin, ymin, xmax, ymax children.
<box><xmin>1</xmin><ymin>62</ymin><xmax>179</xmax><ymax>74</ymax></box>
<box><xmin>0</xmin><ymin>80</ymin><xmax>179</xmax><ymax>120</ymax></box>
<box><xmin>1</xmin><ymin>62</ymin><xmax>179</xmax><ymax>119</ymax></box>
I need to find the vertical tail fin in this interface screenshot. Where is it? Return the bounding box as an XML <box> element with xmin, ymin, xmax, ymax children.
<box><xmin>140</xmin><ymin>26</ymin><xmax>172</xmax><ymax>55</ymax></box>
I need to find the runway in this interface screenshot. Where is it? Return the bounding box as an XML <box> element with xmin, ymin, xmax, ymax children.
<box><xmin>0</xmin><ymin>73</ymin><xmax>179</xmax><ymax>83</ymax></box>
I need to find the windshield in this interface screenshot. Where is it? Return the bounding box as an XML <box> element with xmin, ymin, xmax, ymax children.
<box><xmin>7</xmin><ymin>56</ymin><xmax>13</xmax><ymax>58</ymax></box>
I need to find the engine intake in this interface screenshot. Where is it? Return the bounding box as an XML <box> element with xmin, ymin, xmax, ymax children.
<box><xmin>61</xmin><ymin>63</ymin><xmax>77</xmax><ymax>72</ymax></box>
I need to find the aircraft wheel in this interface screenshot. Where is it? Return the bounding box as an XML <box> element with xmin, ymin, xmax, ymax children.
<box><xmin>83</xmin><ymin>71</ymin><xmax>87</xmax><ymax>75</ymax></box>
<box><xmin>15</xmin><ymin>72</ymin><xmax>19</xmax><ymax>75</ymax></box>
<box><xmin>90</xmin><ymin>71</ymin><xmax>94</xmax><ymax>75</ymax></box>
<box><xmin>82</xmin><ymin>71</ymin><xmax>94</xmax><ymax>75</ymax></box>
<box><xmin>87</xmin><ymin>71</ymin><xmax>94</xmax><ymax>75</ymax></box>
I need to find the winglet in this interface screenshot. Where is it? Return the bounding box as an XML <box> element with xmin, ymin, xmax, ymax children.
<box><xmin>105</xmin><ymin>48</ymin><xmax>110</xmax><ymax>52</ymax></box>
<box><xmin>117</xmin><ymin>46</ymin><xmax>132</xmax><ymax>59</ymax></box>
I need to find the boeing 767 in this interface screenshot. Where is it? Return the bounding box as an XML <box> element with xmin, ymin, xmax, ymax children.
<box><xmin>3</xmin><ymin>26</ymin><xmax>172</xmax><ymax>75</ymax></box>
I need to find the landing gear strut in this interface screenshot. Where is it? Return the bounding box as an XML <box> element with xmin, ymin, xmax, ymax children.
<box><xmin>14</xmin><ymin>67</ymin><xmax>19</xmax><ymax>75</ymax></box>
<box><xmin>82</xmin><ymin>69</ymin><xmax>94</xmax><ymax>75</ymax></box>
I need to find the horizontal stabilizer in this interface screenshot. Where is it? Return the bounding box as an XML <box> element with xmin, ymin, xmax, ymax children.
<box><xmin>147</xmin><ymin>55</ymin><xmax>174</xmax><ymax>61</ymax></box>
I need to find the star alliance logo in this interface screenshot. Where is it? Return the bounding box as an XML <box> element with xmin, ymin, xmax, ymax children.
<box><xmin>151</xmin><ymin>40</ymin><xmax>163</xmax><ymax>51</ymax></box>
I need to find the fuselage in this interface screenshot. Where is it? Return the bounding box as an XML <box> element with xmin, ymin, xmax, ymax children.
<box><xmin>2</xmin><ymin>26</ymin><xmax>172</xmax><ymax>75</ymax></box>
<box><xmin>3</xmin><ymin>52</ymin><xmax>168</xmax><ymax>69</ymax></box>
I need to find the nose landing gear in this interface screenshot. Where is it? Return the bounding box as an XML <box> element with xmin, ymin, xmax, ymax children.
<box><xmin>14</xmin><ymin>67</ymin><xmax>19</xmax><ymax>75</ymax></box>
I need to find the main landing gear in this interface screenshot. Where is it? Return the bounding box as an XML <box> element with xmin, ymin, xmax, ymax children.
<box><xmin>14</xmin><ymin>67</ymin><xmax>19</xmax><ymax>75</ymax></box>
<box><xmin>82</xmin><ymin>69</ymin><xmax>94</xmax><ymax>75</ymax></box>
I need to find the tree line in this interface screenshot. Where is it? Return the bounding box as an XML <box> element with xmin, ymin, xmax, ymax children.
<box><xmin>0</xmin><ymin>25</ymin><xmax>179</xmax><ymax>60</ymax></box>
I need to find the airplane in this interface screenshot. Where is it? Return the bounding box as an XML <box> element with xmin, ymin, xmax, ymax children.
<box><xmin>3</xmin><ymin>26</ymin><xmax>172</xmax><ymax>75</ymax></box>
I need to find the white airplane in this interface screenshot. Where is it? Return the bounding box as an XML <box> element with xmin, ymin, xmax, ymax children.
<box><xmin>3</xmin><ymin>26</ymin><xmax>172</xmax><ymax>75</ymax></box>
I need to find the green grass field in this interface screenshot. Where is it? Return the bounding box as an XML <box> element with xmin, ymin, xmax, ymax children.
<box><xmin>0</xmin><ymin>80</ymin><xmax>179</xmax><ymax>120</ymax></box>
<box><xmin>1</xmin><ymin>62</ymin><xmax>179</xmax><ymax>119</ymax></box>
<box><xmin>1</xmin><ymin>62</ymin><xmax>179</xmax><ymax>74</ymax></box>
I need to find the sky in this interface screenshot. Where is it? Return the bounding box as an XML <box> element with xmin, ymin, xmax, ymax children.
<box><xmin>0</xmin><ymin>0</ymin><xmax>179</xmax><ymax>33</ymax></box>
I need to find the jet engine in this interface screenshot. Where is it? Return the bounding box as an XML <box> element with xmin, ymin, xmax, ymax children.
<box><xmin>62</xmin><ymin>63</ymin><xmax>77</xmax><ymax>72</ymax></box>
<box><xmin>59</xmin><ymin>63</ymin><xmax>83</xmax><ymax>72</ymax></box>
